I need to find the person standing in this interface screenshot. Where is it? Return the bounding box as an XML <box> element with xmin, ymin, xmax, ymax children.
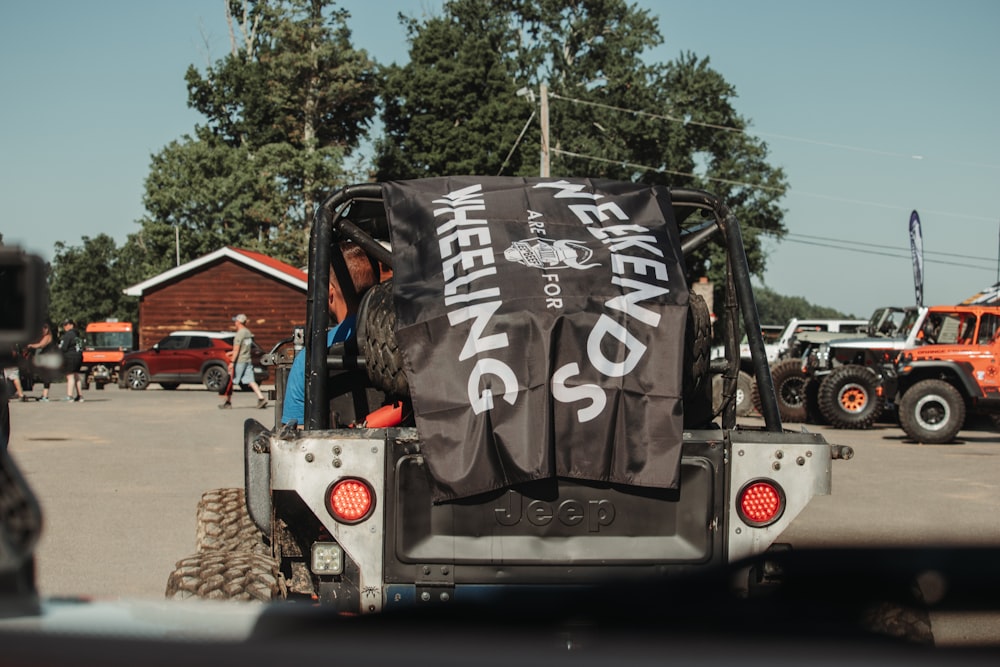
<box><xmin>219</xmin><ymin>314</ymin><xmax>267</xmax><ymax>409</ymax></box>
<box><xmin>3</xmin><ymin>347</ymin><xmax>25</xmax><ymax>401</ymax></box>
<box><xmin>25</xmin><ymin>321</ymin><xmax>56</xmax><ymax>401</ymax></box>
<box><xmin>59</xmin><ymin>319</ymin><xmax>84</xmax><ymax>402</ymax></box>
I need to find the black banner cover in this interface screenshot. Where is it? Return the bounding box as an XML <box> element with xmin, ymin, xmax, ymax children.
<box><xmin>384</xmin><ymin>177</ymin><xmax>689</xmax><ymax>501</ymax></box>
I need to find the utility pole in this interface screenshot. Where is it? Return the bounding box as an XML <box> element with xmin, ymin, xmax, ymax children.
<box><xmin>539</xmin><ymin>83</ymin><xmax>550</xmax><ymax>177</ymax></box>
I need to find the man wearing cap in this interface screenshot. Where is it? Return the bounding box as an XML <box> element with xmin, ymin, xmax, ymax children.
<box><xmin>59</xmin><ymin>319</ymin><xmax>84</xmax><ymax>402</ymax></box>
<box><xmin>220</xmin><ymin>313</ymin><xmax>267</xmax><ymax>409</ymax></box>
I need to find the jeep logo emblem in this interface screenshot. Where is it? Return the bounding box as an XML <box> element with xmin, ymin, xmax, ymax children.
<box><xmin>494</xmin><ymin>490</ymin><xmax>616</xmax><ymax>531</ymax></box>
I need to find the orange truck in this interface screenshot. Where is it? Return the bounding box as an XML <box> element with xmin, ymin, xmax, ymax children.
<box><xmin>884</xmin><ymin>305</ymin><xmax>1000</xmax><ymax>443</ymax></box>
<box><xmin>81</xmin><ymin>320</ymin><xmax>135</xmax><ymax>390</ymax></box>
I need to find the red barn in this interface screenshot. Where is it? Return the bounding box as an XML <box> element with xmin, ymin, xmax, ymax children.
<box><xmin>123</xmin><ymin>247</ymin><xmax>308</xmax><ymax>382</ymax></box>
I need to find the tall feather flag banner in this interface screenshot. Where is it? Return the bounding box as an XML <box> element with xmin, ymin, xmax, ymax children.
<box><xmin>909</xmin><ymin>210</ymin><xmax>924</xmax><ymax>307</ymax></box>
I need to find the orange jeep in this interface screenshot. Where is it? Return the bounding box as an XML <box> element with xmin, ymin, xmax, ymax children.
<box><xmin>885</xmin><ymin>306</ymin><xmax>1000</xmax><ymax>443</ymax></box>
<box><xmin>81</xmin><ymin>320</ymin><xmax>135</xmax><ymax>390</ymax></box>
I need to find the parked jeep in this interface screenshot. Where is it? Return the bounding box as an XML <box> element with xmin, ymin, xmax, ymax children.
<box><xmin>745</xmin><ymin>318</ymin><xmax>868</xmax><ymax>423</ymax></box>
<box><xmin>882</xmin><ymin>306</ymin><xmax>1000</xmax><ymax>443</ymax></box>
<box><xmin>797</xmin><ymin>306</ymin><xmax>924</xmax><ymax>428</ymax></box>
<box><xmin>166</xmin><ymin>178</ymin><xmax>852</xmax><ymax>610</ymax></box>
<box><xmin>800</xmin><ymin>304</ymin><xmax>999</xmax><ymax>430</ymax></box>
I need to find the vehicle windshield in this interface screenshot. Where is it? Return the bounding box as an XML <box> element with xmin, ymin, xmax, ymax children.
<box><xmin>867</xmin><ymin>307</ymin><xmax>909</xmax><ymax>336</ymax></box>
<box><xmin>87</xmin><ymin>331</ymin><xmax>132</xmax><ymax>349</ymax></box>
<box><xmin>897</xmin><ymin>309</ymin><xmax>923</xmax><ymax>337</ymax></box>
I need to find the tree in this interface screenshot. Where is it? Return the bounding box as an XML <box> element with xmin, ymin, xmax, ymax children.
<box><xmin>376</xmin><ymin>0</ymin><xmax>787</xmax><ymax>289</ymax></box>
<box><xmin>752</xmin><ymin>285</ymin><xmax>854</xmax><ymax>324</ymax></box>
<box><xmin>131</xmin><ymin>0</ymin><xmax>380</xmax><ymax>273</ymax></box>
<box><xmin>376</xmin><ymin>0</ymin><xmax>531</xmax><ymax>178</ymax></box>
<box><xmin>47</xmin><ymin>234</ymin><xmax>138</xmax><ymax>329</ymax></box>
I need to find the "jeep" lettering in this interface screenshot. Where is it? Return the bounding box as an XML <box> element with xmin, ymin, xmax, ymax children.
<box><xmin>493</xmin><ymin>490</ymin><xmax>616</xmax><ymax>532</ymax></box>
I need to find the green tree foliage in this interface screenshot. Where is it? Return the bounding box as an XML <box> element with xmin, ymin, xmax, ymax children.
<box><xmin>752</xmin><ymin>285</ymin><xmax>854</xmax><ymax>324</ymax></box>
<box><xmin>376</xmin><ymin>0</ymin><xmax>529</xmax><ymax>178</ymax></box>
<box><xmin>130</xmin><ymin>0</ymin><xmax>380</xmax><ymax>273</ymax></box>
<box><xmin>376</xmin><ymin>0</ymin><xmax>787</xmax><ymax>291</ymax></box>
<box><xmin>48</xmin><ymin>234</ymin><xmax>138</xmax><ymax>330</ymax></box>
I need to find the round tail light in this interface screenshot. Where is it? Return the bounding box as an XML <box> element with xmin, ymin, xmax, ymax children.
<box><xmin>326</xmin><ymin>478</ymin><xmax>376</xmax><ymax>524</ymax></box>
<box><xmin>737</xmin><ymin>480</ymin><xmax>785</xmax><ymax>527</ymax></box>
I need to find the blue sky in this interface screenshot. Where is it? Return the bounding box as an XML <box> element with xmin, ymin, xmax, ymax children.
<box><xmin>2</xmin><ymin>0</ymin><xmax>998</xmax><ymax>318</ymax></box>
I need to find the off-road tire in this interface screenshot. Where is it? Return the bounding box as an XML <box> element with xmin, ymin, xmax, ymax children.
<box><xmin>356</xmin><ymin>281</ymin><xmax>714</xmax><ymax>420</ymax></box>
<box><xmin>712</xmin><ymin>370</ymin><xmax>755</xmax><ymax>419</ymax></box>
<box><xmin>202</xmin><ymin>365</ymin><xmax>229</xmax><ymax>393</ymax></box>
<box><xmin>817</xmin><ymin>365</ymin><xmax>884</xmax><ymax>429</ymax></box>
<box><xmin>898</xmin><ymin>379</ymin><xmax>965</xmax><ymax>444</ymax></box>
<box><xmin>682</xmin><ymin>293</ymin><xmax>713</xmax><ymax>426</ymax></box>
<box><xmin>735</xmin><ymin>371</ymin><xmax>754</xmax><ymax>417</ymax></box>
<box><xmin>765</xmin><ymin>359</ymin><xmax>813</xmax><ymax>423</ymax></box>
<box><xmin>124</xmin><ymin>365</ymin><xmax>150</xmax><ymax>390</ymax></box>
<box><xmin>750</xmin><ymin>368</ymin><xmax>806</xmax><ymax>420</ymax></box>
<box><xmin>165</xmin><ymin>551</ymin><xmax>283</xmax><ymax>602</ymax></box>
<box><xmin>360</xmin><ymin>280</ymin><xmax>409</xmax><ymax>397</ymax></box>
<box><xmin>195</xmin><ymin>487</ymin><xmax>268</xmax><ymax>555</ymax></box>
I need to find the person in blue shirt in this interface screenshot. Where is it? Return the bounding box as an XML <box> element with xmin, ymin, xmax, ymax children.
<box><xmin>281</xmin><ymin>242</ymin><xmax>380</xmax><ymax>426</ymax></box>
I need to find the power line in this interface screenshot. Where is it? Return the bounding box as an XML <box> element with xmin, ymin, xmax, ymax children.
<box><xmin>497</xmin><ymin>110</ymin><xmax>536</xmax><ymax>176</ymax></box>
<box><xmin>547</xmin><ymin>92</ymin><xmax>1000</xmax><ymax>170</ymax></box>
<box><xmin>772</xmin><ymin>236</ymin><xmax>996</xmax><ymax>273</ymax></box>
<box><xmin>786</xmin><ymin>231</ymin><xmax>998</xmax><ymax>263</ymax></box>
<box><xmin>784</xmin><ymin>190</ymin><xmax>996</xmax><ymax>223</ymax></box>
<box><xmin>550</xmin><ymin>147</ymin><xmax>782</xmax><ymax>191</ymax></box>
<box><xmin>540</xmin><ymin>91</ymin><xmax>1000</xmax><ymax>277</ymax></box>
<box><xmin>550</xmin><ymin>148</ymin><xmax>996</xmax><ymax>273</ymax></box>
<box><xmin>549</xmin><ymin>150</ymin><xmax>998</xmax><ymax>225</ymax></box>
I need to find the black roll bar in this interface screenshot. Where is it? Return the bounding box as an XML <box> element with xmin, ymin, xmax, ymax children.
<box><xmin>304</xmin><ymin>183</ymin><xmax>784</xmax><ymax>433</ymax></box>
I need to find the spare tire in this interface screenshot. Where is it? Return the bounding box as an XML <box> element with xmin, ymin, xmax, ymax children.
<box><xmin>682</xmin><ymin>292</ymin><xmax>713</xmax><ymax>427</ymax></box>
<box><xmin>358</xmin><ymin>279</ymin><xmax>409</xmax><ymax>397</ymax></box>
<box><xmin>358</xmin><ymin>281</ymin><xmax>715</xmax><ymax>425</ymax></box>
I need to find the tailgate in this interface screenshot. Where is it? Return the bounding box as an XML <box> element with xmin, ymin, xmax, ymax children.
<box><xmin>384</xmin><ymin>438</ymin><xmax>726</xmax><ymax>582</ymax></box>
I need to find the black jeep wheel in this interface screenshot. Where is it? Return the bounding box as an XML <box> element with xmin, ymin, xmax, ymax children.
<box><xmin>359</xmin><ymin>280</ymin><xmax>409</xmax><ymax>397</ymax></box>
<box><xmin>357</xmin><ymin>280</ymin><xmax>715</xmax><ymax>421</ymax></box>
<box><xmin>735</xmin><ymin>370</ymin><xmax>754</xmax><ymax>417</ymax></box>
<box><xmin>682</xmin><ymin>293</ymin><xmax>713</xmax><ymax>427</ymax></box>
<box><xmin>817</xmin><ymin>365</ymin><xmax>885</xmax><ymax>429</ymax></box>
<box><xmin>202</xmin><ymin>365</ymin><xmax>229</xmax><ymax>393</ymax></box>
<box><xmin>712</xmin><ymin>370</ymin><xmax>754</xmax><ymax>419</ymax></box>
<box><xmin>768</xmin><ymin>359</ymin><xmax>812</xmax><ymax>423</ymax></box>
<box><xmin>898</xmin><ymin>379</ymin><xmax>965</xmax><ymax>444</ymax></box>
<box><xmin>165</xmin><ymin>551</ymin><xmax>283</xmax><ymax>602</ymax></box>
<box><xmin>125</xmin><ymin>365</ymin><xmax>150</xmax><ymax>390</ymax></box>
<box><xmin>195</xmin><ymin>488</ymin><xmax>268</xmax><ymax>555</ymax></box>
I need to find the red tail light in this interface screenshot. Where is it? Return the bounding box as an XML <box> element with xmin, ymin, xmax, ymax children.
<box><xmin>326</xmin><ymin>478</ymin><xmax>376</xmax><ymax>524</ymax></box>
<box><xmin>737</xmin><ymin>480</ymin><xmax>785</xmax><ymax>527</ymax></box>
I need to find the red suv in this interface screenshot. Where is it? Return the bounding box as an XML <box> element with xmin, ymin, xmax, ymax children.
<box><xmin>119</xmin><ymin>331</ymin><xmax>267</xmax><ymax>392</ymax></box>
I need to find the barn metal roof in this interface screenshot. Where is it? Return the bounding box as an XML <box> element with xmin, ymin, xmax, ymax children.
<box><xmin>123</xmin><ymin>247</ymin><xmax>307</xmax><ymax>296</ymax></box>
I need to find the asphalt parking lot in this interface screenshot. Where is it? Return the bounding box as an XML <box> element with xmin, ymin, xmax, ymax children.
<box><xmin>4</xmin><ymin>384</ymin><xmax>1000</xmax><ymax>643</ymax></box>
